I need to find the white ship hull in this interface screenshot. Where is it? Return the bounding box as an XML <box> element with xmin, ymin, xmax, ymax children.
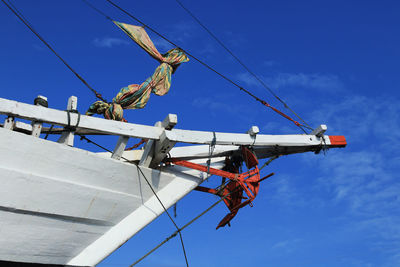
<box><xmin>0</xmin><ymin>97</ymin><xmax>346</xmax><ymax>266</ymax></box>
<box><xmin>0</xmin><ymin>127</ymin><xmax>206</xmax><ymax>266</ymax></box>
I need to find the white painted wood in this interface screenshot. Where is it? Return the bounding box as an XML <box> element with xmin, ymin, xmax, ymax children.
<box><xmin>150</xmin><ymin>129</ymin><xmax>177</xmax><ymax>168</ymax></box>
<box><xmin>31</xmin><ymin>96</ymin><xmax>48</xmax><ymax>138</ymax></box>
<box><xmin>139</xmin><ymin>121</ymin><xmax>162</xmax><ymax>167</ymax></box>
<box><xmin>311</xmin><ymin>124</ymin><xmax>327</xmax><ymax>137</ymax></box>
<box><xmin>0</xmin><ymin>97</ymin><xmax>163</xmax><ymax>140</ymax></box>
<box><xmin>140</xmin><ymin>114</ymin><xmax>178</xmax><ymax>168</ymax></box>
<box><xmin>161</xmin><ymin>113</ymin><xmax>177</xmax><ymax>130</ymax></box>
<box><xmin>31</xmin><ymin>121</ymin><xmax>42</xmax><ymax>137</ymax></box>
<box><xmin>166</xmin><ymin>128</ymin><xmax>329</xmax><ymax>147</ymax></box>
<box><xmin>58</xmin><ymin>96</ymin><xmax>78</xmax><ymax>146</ymax></box>
<box><xmin>247</xmin><ymin>126</ymin><xmax>259</xmax><ymax>136</ymax></box>
<box><xmin>68</xmin><ymin>166</ymin><xmax>203</xmax><ymax>266</ymax></box>
<box><xmin>0</xmin><ymin>97</ymin><xmax>346</xmax><ymax>266</ymax></box>
<box><xmin>0</xmin><ymin>98</ymin><xmax>336</xmax><ymax>148</ymax></box>
<box><xmin>3</xmin><ymin>116</ymin><xmax>14</xmax><ymax>130</ymax></box>
<box><xmin>14</xmin><ymin>121</ymin><xmax>32</xmax><ymax>132</ymax></box>
<box><xmin>0</xmin><ymin>127</ymin><xmax>205</xmax><ymax>266</ymax></box>
<box><xmin>111</xmin><ymin>136</ymin><xmax>129</xmax><ymax>160</ymax></box>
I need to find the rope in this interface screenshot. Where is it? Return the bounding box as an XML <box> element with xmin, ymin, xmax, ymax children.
<box><xmin>130</xmin><ymin>171</ymin><xmax>274</xmax><ymax>266</ymax></box>
<box><xmin>44</xmin><ymin>124</ymin><xmax>54</xmax><ymax>140</ymax></box>
<box><xmin>125</xmin><ymin>138</ymin><xmax>147</xmax><ymax>150</ymax></box>
<box><xmin>75</xmin><ymin>135</ymin><xmax>189</xmax><ymax>266</ymax></box>
<box><xmin>206</xmin><ymin>132</ymin><xmax>216</xmax><ymax>174</ymax></box>
<box><xmin>1</xmin><ymin>0</ymin><xmax>108</xmax><ymax>103</ymax></box>
<box><xmin>136</xmin><ymin>165</ymin><xmax>189</xmax><ymax>267</ymax></box>
<box><xmin>65</xmin><ymin>109</ymin><xmax>81</xmax><ymax>131</ymax></box>
<box><xmin>130</xmin><ymin>180</ymin><xmax>231</xmax><ymax>266</ymax></box>
<box><xmin>78</xmin><ymin>135</ymin><xmax>114</xmax><ymax>153</ymax></box>
<box><xmin>100</xmin><ymin>0</ymin><xmax>311</xmax><ymax>132</ymax></box>
<box><xmin>174</xmin><ymin>0</ymin><xmax>312</xmax><ymax>131</ymax></box>
<box><xmin>259</xmin><ymin>155</ymin><xmax>279</xmax><ymax>171</ymax></box>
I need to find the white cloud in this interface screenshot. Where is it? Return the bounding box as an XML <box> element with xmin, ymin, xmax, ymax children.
<box><xmin>93</xmin><ymin>37</ymin><xmax>130</xmax><ymax>48</ymax></box>
<box><xmin>152</xmin><ymin>36</ymin><xmax>173</xmax><ymax>52</ymax></box>
<box><xmin>297</xmin><ymin>93</ymin><xmax>400</xmax><ymax>265</ymax></box>
<box><xmin>237</xmin><ymin>72</ymin><xmax>344</xmax><ymax>91</ymax></box>
<box><xmin>192</xmin><ymin>97</ymin><xmax>234</xmax><ymax>112</ymax></box>
<box><xmin>309</xmin><ymin>95</ymin><xmax>400</xmax><ymax>147</ymax></box>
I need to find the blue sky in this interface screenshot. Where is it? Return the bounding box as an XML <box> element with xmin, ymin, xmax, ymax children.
<box><xmin>1</xmin><ymin>0</ymin><xmax>399</xmax><ymax>266</ymax></box>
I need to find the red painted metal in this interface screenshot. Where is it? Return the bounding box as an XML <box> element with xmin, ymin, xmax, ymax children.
<box><xmin>329</xmin><ymin>135</ymin><xmax>347</xmax><ymax>147</ymax></box>
<box><xmin>169</xmin><ymin>149</ymin><xmax>274</xmax><ymax>229</ymax></box>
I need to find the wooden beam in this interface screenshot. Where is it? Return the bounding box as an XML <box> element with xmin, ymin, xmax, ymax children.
<box><xmin>140</xmin><ymin>114</ymin><xmax>178</xmax><ymax>168</ymax></box>
<box><xmin>150</xmin><ymin>130</ymin><xmax>177</xmax><ymax>168</ymax></box>
<box><xmin>111</xmin><ymin>136</ymin><xmax>129</xmax><ymax>160</ymax></box>
<box><xmin>0</xmin><ymin>97</ymin><xmax>345</xmax><ymax>148</ymax></box>
<box><xmin>0</xmin><ymin>97</ymin><xmax>163</xmax><ymax>140</ymax></box>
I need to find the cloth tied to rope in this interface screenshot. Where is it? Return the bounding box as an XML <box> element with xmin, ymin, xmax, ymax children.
<box><xmin>86</xmin><ymin>21</ymin><xmax>189</xmax><ymax>121</ymax></box>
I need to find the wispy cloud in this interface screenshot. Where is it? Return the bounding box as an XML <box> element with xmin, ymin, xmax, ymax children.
<box><xmin>192</xmin><ymin>97</ymin><xmax>239</xmax><ymax>113</ymax></box>
<box><xmin>93</xmin><ymin>37</ymin><xmax>130</xmax><ymax>48</ymax></box>
<box><xmin>164</xmin><ymin>21</ymin><xmax>196</xmax><ymax>44</ymax></box>
<box><xmin>152</xmin><ymin>36</ymin><xmax>173</xmax><ymax>52</ymax></box>
<box><xmin>237</xmin><ymin>72</ymin><xmax>344</xmax><ymax>91</ymax></box>
<box><xmin>271</xmin><ymin>238</ymin><xmax>302</xmax><ymax>253</ymax></box>
<box><xmin>296</xmin><ymin>93</ymin><xmax>400</xmax><ymax>265</ymax></box>
<box><xmin>309</xmin><ymin>95</ymin><xmax>400</xmax><ymax>146</ymax></box>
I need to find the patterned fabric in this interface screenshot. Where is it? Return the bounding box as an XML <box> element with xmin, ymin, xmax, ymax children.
<box><xmin>86</xmin><ymin>21</ymin><xmax>189</xmax><ymax>121</ymax></box>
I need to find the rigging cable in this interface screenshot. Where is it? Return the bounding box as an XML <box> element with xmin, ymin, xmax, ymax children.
<box><xmin>136</xmin><ymin>165</ymin><xmax>189</xmax><ymax>267</ymax></box>
<box><xmin>1</xmin><ymin>0</ymin><xmax>108</xmax><ymax>103</ymax></box>
<box><xmin>174</xmin><ymin>0</ymin><xmax>312</xmax><ymax>132</ymax></box>
<box><xmin>97</xmin><ymin>0</ymin><xmax>311</xmax><ymax>133</ymax></box>
<box><xmin>130</xmin><ymin>171</ymin><xmax>275</xmax><ymax>266</ymax></box>
<box><xmin>77</xmin><ymin>134</ymin><xmax>189</xmax><ymax>266</ymax></box>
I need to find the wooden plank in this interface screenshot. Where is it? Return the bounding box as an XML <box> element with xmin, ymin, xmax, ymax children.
<box><xmin>0</xmin><ymin>97</ymin><xmax>163</xmax><ymax>140</ymax></box>
<box><xmin>0</xmin><ymin>98</ymin><xmax>344</xmax><ymax>148</ymax></box>
<box><xmin>14</xmin><ymin>121</ymin><xmax>32</xmax><ymax>132</ymax></box>
<box><xmin>165</xmin><ymin>128</ymin><xmax>332</xmax><ymax>147</ymax></box>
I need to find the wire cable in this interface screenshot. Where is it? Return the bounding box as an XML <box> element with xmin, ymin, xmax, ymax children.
<box><xmin>77</xmin><ymin>134</ymin><xmax>190</xmax><ymax>266</ymax></box>
<box><xmin>136</xmin><ymin>165</ymin><xmax>189</xmax><ymax>267</ymax></box>
<box><xmin>130</xmin><ymin>171</ymin><xmax>274</xmax><ymax>266</ymax></box>
<box><xmin>174</xmin><ymin>0</ymin><xmax>312</xmax><ymax>131</ymax></box>
<box><xmin>1</xmin><ymin>0</ymin><xmax>108</xmax><ymax>103</ymax></box>
<box><xmin>102</xmin><ymin>0</ymin><xmax>311</xmax><ymax>132</ymax></box>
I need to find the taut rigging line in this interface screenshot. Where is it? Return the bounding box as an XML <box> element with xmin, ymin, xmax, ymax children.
<box><xmin>1</xmin><ymin>0</ymin><xmax>108</xmax><ymax>103</ymax></box>
<box><xmin>79</xmin><ymin>134</ymin><xmax>190</xmax><ymax>267</ymax></box>
<box><xmin>99</xmin><ymin>0</ymin><xmax>312</xmax><ymax>133</ymax></box>
<box><xmin>174</xmin><ymin>0</ymin><xmax>312</xmax><ymax>131</ymax></box>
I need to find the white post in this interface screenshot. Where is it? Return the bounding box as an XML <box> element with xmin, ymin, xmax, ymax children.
<box><xmin>247</xmin><ymin>126</ymin><xmax>259</xmax><ymax>136</ymax></box>
<box><xmin>140</xmin><ymin>114</ymin><xmax>178</xmax><ymax>168</ymax></box>
<box><xmin>58</xmin><ymin>96</ymin><xmax>77</xmax><ymax>146</ymax></box>
<box><xmin>3</xmin><ymin>116</ymin><xmax>14</xmax><ymax>130</ymax></box>
<box><xmin>111</xmin><ymin>136</ymin><xmax>129</xmax><ymax>160</ymax></box>
<box><xmin>311</xmin><ymin>124</ymin><xmax>327</xmax><ymax>137</ymax></box>
<box><xmin>31</xmin><ymin>95</ymin><xmax>48</xmax><ymax>137</ymax></box>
